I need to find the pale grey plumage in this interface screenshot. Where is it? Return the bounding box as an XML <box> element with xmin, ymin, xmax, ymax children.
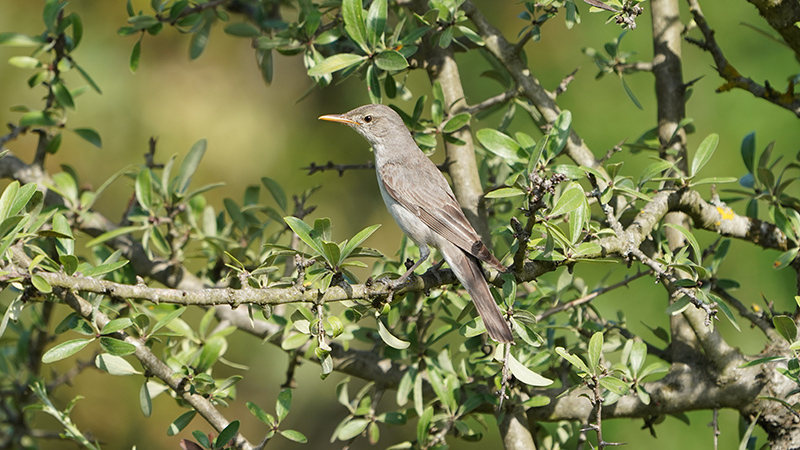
<box><xmin>319</xmin><ymin>104</ymin><xmax>513</xmax><ymax>343</ymax></box>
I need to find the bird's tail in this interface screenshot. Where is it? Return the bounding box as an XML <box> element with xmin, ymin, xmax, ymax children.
<box><xmin>439</xmin><ymin>241</ymin><xmax>514</xmax><ymax>343</ymax></box>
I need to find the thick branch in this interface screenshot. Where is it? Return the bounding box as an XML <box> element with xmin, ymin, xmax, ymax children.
<box><xmin>526</xmin><ymin>355</ymin><xmax>797</xmax><ymax>426</ymax></box>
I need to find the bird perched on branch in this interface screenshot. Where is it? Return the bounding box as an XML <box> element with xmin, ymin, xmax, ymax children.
<box><xmin>319</xmin><ymin>104</ymin><xmax>514</xmax><ymax>343</ymax></box>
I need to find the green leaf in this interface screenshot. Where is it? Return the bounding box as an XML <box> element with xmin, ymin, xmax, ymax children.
<box><xmin>341</xmin><ymin>224</ymin><xmax>380</xmax><ymax>261</ymax></box>
<box><xmin>0</xmin><ymin>32</ymin><xmax>44</xmax><ymax>46</ymax></box>
<box><xmin>72</xmin><ymin>128</ymin><xmax>102</xmax><ymax>148</ymax></box>
<box><xmin>365</xmin><ymin>0</ymin><xmax>387</xmax><ymax>48</ymax></box>
<box><xmin>714</xmin><ymin>296</ymin><xmax>741</xmax><ymax>332</ymax></box>
<box><xmin>195</xmin><ymin>335</ymin><xmax>226</xmax><ymax>372</ymax></box>
<box><xmin>485</xmin><ymin>187</ymin><xmax>525</xmax><ymax>199</ymax></box>
<box><xmin>338</xmin><ymin>418</ymin><xmax>369</xmax><ymax>440</ymax></box>
<box><xmin>545</xmin><ymin>110</ymin><xmax>572</xmax><ymax>160</ymax></box>
<box><xmin>506</xmin><ymin>353</ymin><xmax>553</xmax><ymax>386</ymax></box>
<box><xmin>549</xmin><ymin>183</ymin><xmax>584</xmax><ymax>217</ymax></box>
<box><xmin>215</xmin><ymin>420</ymin><xmax>239</xmax><ymax>449</ymax></box>
<box><xmin>0</xmin><ymin>181</ymin><xmax>19</xmax><ymax>222</ymax></box>
<box><xmin>599</xmin><ymin>376</ymin><xmax>630</xmax><ymax>395</ymax></box>
<box><xmin>276</xmin><ymin>388</ymin><xmax>292</xmax><ymax>423</ymax></box>
<box><xmin>224</xmin><ymin>22</ymin><xmax>261</xmax><ymax>37</ymax></box>
<box><xmin>42</xmin><ymin>338</ymin><xmax>93</xmax><ymax>363</ymax></box>
<box><xmin>442</xmin><ymin>113</ymin><xmax>471</xmax><ymax>134</ymax></box>
<box><xmin>177</xmin><ymin>139</ymin><xmax>207</xmax><ymax>194</ymax></box>
<box><xmin>307</xmin><ymin>53</ymin><xmax>366</xmax><ymax>76</ymax></box>
<box><xmin>663</xmin><ymin>223</ymin><xmax>701</xmax><ymax>264</ymax></box>
<box><xmin>690</xmin><ymin>133</ymin><xmax>719</xmax><ymax>177</ymax></box>
<box><xmin>457</xmin><ymin>25</ymin><xmax>484</xmax><ymax>45</ymax></box>
<box><xmin>738</xmin><ymin>356</ymin><xmax>786</xmax><ymax>368</ymax></box>
<box><xmin>189</xmin><ymin>21</ymin><xmax>211</xmax><ymax>60</ymax></box>
<box><xmin>31</xmin><ymin>274</ymin><xmax>52</xmax><ymax>293</ymax></box>
<box><xmin>280</xmin><ymin>430</ymin><xmax>308</xmax><ymax>443</ymax></box>
<box><xmin>281</xmin><ymin>332</ymin><xmax>310</xmax><ymax>350</ymax></box>
<box><xmin>99</xmin><ymin>336</ymin><xmax>136</xmax><ymax>356</ymax></box>
<box><xmin>377</xmin><ymin>319</ymin><xmax>410</xmax><ymax>349</ymax></box>
<box><xmin>621</xmin><ymin>76</ymin><xmax>642</xmax><ymax>109</ymax></box>
<box><xmin>665</xmin><ymin>295</ymin><xmax>691</xmax><ymax>315</ymax></box>
<box><xmin>555</xmin><ymin>346</ymin><xmax>590</xmax><ymax>374</ymax></box>
<box><xmin>95</xmin><ymin>353</ymin><xmax>140</xmax><ymax>375</ymax></box>
<box><xmin>476</xmin><ymin>129</ymin><xmax>523</xmax><ymax>161</ymax></box>
<box><xmin>774</xmin><ymin>247</ymin><xmax>799</xmax><ymax>270</ymax></box>
<box><xmin>261</xmin><ymin>177</ymin><xmax>287</xmax><ymax>212</ymax></box>
<box><xmin>129</xmin><ymin>38</ymin><xmax>141</xmax><ymax>72</ymax></box>
<box><xmin>569</xmin><ymin>200</ymin><xmax>588</xmax><ymax>244</ymax></box>
<box><xmin>82</xmin><ymin>260</ymin><xmax>130</xmax><ymax>278</ymax></box>
<box><xmin>59</xmin><ymin>254</ymin><xmax>78</xmax><ymax>275</ymax></box>
<box><xmin>8</xmin><ymin>56</ymin><xmax>42</xmax><ymax>69</ymax></box>
<box><xmin>416</xmin><ymin>406</ymin><xmax>433</xmax><ymax>446</ymax></box>
<box><xmin>140</xmin><ymin>382</ymin><xmax>152</xmax><ymax>418</ymax></box>
<box><xmin>101</xmin><ymin>318</ymin><xmax>133</xmax><ymax>335</ymax></box>
<box><xmin>151</xmin><ymin>306</ymin><xmax>186</xmax><ymax>335</ymax></box>
<box><xmin>135</xmin><ymin>169</ymin><xmax>153</xmax><ymax>212</ymax></box>
<box><xmin>773</xmin><ymin>315</ymin><xmax>797</xmax><ymax>343</ymax></box>
<box><xmin>52</xmin><ymin>82</ymin><xmax>75</xmax><ymax>109</ymax></box>
<box><xmin>342</xmin><ymin>0</ymin><xmax>369</xmax><ymax>52</ymax></box>
<box><xmin>20</xmin><ymin>110</ymin><xmax>56</xmax><ymax>127</ymax></box>
<box><xmin>587</xmin><ymin>331</ymin><xmax>603</xmax><ymax>373</ymax></box>
<box><xmin>9</xmin><ymin>182</ymin><xmax>37</xmax><ymax>217</ymax></box>
<box><xmin>284</xmin><ymin>216</ymin><xmax>325</xmax><ymax>255</ymax></box>
<box><xmin>374</xmin><ymin>50</ymin><xmax>409</xmax><ymax>71</ymax></box>
<box><xmin>741</xmin><ymin>131</ymin><xmax>756</xmax><ymax>174</ymax></box>
<box><xmin>75</xmin><ymin>61</ymin><xmax>102</xmax><ymax>94</ymax></box>
<box><xmin>247</xmin><ymin>401</ymin><xmax>276</xmax><ymax>426</ymax></box>
<box><xmin>167</xmin><ymin>410</ymin><xmax>196</xmax><ymax>436</ymax></box>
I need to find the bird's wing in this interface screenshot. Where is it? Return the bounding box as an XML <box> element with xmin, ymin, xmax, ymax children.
<box><xmin>379</xmin><ymin>159</ymin><xmax>504</xmax><ymax>271</ymax></box>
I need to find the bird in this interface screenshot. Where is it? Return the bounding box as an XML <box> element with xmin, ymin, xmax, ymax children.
<box><xmin>319</xmin><ymin>104</ymin><xmax>514</xmax><ymax>343</ymax></box>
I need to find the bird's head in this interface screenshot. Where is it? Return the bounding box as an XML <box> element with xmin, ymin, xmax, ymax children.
<box><xmin>319</xmin><ymin>104</ymin><xmax>410</xmax><ymax>149</ymax></box>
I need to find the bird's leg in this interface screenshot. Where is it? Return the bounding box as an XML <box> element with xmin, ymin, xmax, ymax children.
<box><xmin>393</xmin><ymin>245</ymin><xmax>430</xmax><ymax>285</ymax></box>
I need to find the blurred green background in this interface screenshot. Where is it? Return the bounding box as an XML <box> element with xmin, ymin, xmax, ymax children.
<box><xmin>1</xmin><ymin>0</ymin><xmax>798</xmax><ymax>448</ymax></box>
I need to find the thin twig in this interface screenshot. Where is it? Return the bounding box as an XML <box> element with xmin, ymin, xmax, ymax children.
<box><xmin>302</xmin><ymin>160</ymin><xmax>375</xmax><ymax>176</ymax></box>
<box><xmin>555</xmin><ymin>68</ymin><xmax>580</xmax><ymax>96</ymax></box>
<box><xmin>463</xmin><ymin>89</ymin><xmax>520</xmax><ymax>115</ymax></box>
<box><xmin>535</xmin><ymin>270</ymin><xmax>652</xmax><ymax>322</ymax></box>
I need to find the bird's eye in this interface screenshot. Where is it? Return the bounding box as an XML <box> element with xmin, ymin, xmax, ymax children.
<box><xmin>363</xmin><ymin>115</ymin><xmax>372</xmax><ymax>123</ymax></box>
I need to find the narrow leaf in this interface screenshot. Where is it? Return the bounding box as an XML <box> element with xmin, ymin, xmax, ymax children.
<box><xmin>95</xmin><ymin>353</ymin><xmax>140</xmax><ymax>375</ymax></box>
<box><xmin>42</xmin><ymin>338</ymin><xmax>93</xmax><ymax>363</ymax></box>
<box><xmin>506</xmin><ymin>353</ymin><xmax>553</xmax><ymax>386</ymax></box>
<box><xmin>177</xmin><ymin>139</ymin><xmax>207</xmax><ymax>194</ymax></box>
<box><xmin>374</xmin><ymin>50</ymin><xmax>408</xmax><ymax>71</ymax></box>
<box><xmin>307</xmin><ymin>53</ymin><xmax>366</xmax><ymax>76</ymax></box>
<box><xmin>377</xmin><ymin>320</ymin><xmax>410</xmax><ymax>349</ymax></box>
<box><xmin>690</xmin><ymin>133</ymin><xmax>719</xmax><ymax>177</ymax></box>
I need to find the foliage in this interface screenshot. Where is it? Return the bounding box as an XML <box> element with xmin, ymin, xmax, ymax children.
<box><xmin>0</xmin><ymin>0</ymin><xmax>799</xmax><ymax>449</ymax></box>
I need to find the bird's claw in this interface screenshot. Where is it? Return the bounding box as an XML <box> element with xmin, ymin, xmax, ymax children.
<box><xmin>377</xmin><ymin>276</ymin><xmax>401</xmax><ymax>289</ymax></box>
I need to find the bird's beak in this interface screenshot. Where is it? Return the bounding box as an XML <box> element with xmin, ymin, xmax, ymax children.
<box><xmin>318</xmin><ymin>114</ymin><xmax>356</xmax><ymax>125</ymax></box>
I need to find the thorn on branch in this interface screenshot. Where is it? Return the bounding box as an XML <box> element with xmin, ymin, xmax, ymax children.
<box><xmin>555</xmin><ymin>68</ymin><xmax>579</xmax><ymax>96</ymax></box>
<box><xmin>302</xmin><ymin>160</ymin><xmax>375</xmax><ymax>176</ymax></box>
<box><xmin>144</xmin><ymin>137</ymin><xmax>164</xmax><ymax>169</ymax></box>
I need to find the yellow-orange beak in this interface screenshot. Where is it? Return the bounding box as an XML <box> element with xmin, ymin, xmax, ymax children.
<box><xmin>318</xmin><ymin>114</ymin><xmax>357</xmax><ymax>124</ymax></box>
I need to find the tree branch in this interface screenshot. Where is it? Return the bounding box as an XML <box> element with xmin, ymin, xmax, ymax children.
<box><xmin>745</xmin><ymin>0</ymin><xmax>800</xmax><ymax>61</ymax></box>
<box><xmin>686</xmin><ymin>0</ymin><xmax>800</xmax><ymax>118</ymax></box>
<box><xmin>462</xmin><ymin>0</ymin><xmax>604</xmax><ymax>172</ymax></box>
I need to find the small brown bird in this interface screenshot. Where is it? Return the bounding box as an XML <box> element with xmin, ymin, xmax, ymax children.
<box><xmin>319</xmin><ymin>104</ymin><xmax>514</xmax><ymax>343</ymax></box>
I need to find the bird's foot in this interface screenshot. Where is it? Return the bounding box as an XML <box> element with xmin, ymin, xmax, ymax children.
<box><xmin>377</xmin><ymin>275</ymin><xmax>407</xmax><ymax>290</ymax></box>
